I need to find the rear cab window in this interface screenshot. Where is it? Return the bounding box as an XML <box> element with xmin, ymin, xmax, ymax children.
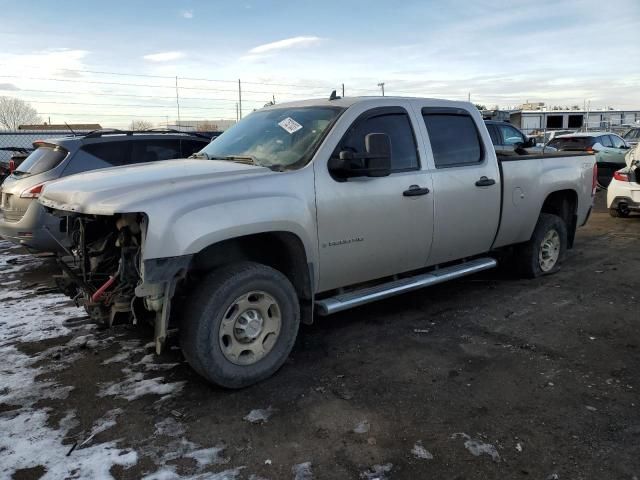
<box><xmin>422</xmin><ymin>108</ymin><xmax>483</xmax><ymax>167</ymax></box>
<box><xmin>547</xmin><ymin>137</ymin><xmax>595</xmax><ymax>150</ymax></box>
<box><xmin>12</xmin><ymin>144</ymin><xmax>68</xmax><ymax>177</ymax></box>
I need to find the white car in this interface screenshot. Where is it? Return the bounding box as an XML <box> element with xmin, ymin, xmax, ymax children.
<box><xmin>607</xmin><ymin>143</ymin><xmax>640</xmax><ymax>217</ymax></box>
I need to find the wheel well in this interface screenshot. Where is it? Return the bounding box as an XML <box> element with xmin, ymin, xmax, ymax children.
<box><xmin>541</xmin><ymin>190</ymin><xmax>578</xmax><ymax>248</ymax></box>
<box><xmin>191</xmin><ymin>232</ymin><xmax>312</xmax><ymax>300</ymax></box>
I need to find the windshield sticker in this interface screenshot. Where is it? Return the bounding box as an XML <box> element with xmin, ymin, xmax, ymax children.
<box><xmin>278</xmin><ymin>117</ymin><xmax>303</xmax><ymax>134</ymax></box>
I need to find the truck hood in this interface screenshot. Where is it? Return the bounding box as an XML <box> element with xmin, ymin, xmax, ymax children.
<box><xmin>39</xmin><ymin>159</ymin><xmax>272</xmax><ymax>215</ymax></box>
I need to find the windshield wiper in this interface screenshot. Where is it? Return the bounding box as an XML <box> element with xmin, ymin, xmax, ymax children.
<box><xmin>209</xmin><ymin>155</ymin><xmax>258</xmax><ymax>165</ymax></box>
<box><xmin>189</xmin><ymin>152</ymin><xmax>210</xmax><ymax>159</ymax></box>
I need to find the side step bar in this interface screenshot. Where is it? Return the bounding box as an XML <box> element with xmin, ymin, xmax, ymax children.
<box><xmin>315</xmin><ymin>257</ymin><xmax>497</xmax><ymax>315</ymax></box>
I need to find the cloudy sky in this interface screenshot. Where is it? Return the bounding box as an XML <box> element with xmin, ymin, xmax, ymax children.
<box><xmin>0</xmin><ymin>0</ymin><xmax>638</xmax><ymax>127</ymax></box>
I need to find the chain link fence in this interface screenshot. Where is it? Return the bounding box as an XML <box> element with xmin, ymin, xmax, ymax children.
<box><xmin>0</xmin><ymin>130</ymin><xmax>96</xmax><ymax>163</ymax></box>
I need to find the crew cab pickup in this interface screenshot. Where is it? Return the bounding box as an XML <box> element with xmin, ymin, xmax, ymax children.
<box><xmin>39</xmin><ymin>97</ymin><xmax>597</xmax><ymax>388</ymax></box>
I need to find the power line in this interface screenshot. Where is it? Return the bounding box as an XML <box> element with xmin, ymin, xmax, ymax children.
<box><xmin>0</xmin><ymin>74</ymin><xmax>337</xmax><ymax>96</ymax></box>
<box><xmin>20</xmin><ymin>99</ymin><xmax>241</xmax><ymax>111</ymax></box>
<box><xmin>37</xmin><ymin>111</ymin><xmax>236</xmax><ymax>120</ymax></box>
<box><xmin>0</xmin><ymin>87</ymin><xmax>265</xmax><ymax>104</ymax></box>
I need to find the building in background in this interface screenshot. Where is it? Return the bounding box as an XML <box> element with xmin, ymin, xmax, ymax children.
<box><xmin>510</xmin><ymin>108</ymin><xmax>640</xmax><ymax>135</ymax></box>
<box><xmin>169</xmin><ymin>120</ymin><xmax>236</xmax><ymax>132</ymax></box>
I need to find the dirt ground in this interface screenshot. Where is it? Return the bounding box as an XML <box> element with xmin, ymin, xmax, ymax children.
<box><xmin>1</xmin><ymin>192</ymin><xmax>639</xmax><ymax>480</ymax></box>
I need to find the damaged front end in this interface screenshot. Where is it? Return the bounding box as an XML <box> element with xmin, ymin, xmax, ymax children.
<box><xmin>54</xmin><ymin>211</ymin><xmax>190</xmax><ymax>353</ymax></box>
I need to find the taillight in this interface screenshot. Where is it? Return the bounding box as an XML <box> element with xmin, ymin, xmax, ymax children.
<box><xmin>20</xmin><ymin>183</ymin><xmax>45</xmax><ymax>199</ymax></box>
<box><xmin>585</xmin><ymin>146</ymin><xmax>594</xmax><ymax>153</ymax></box>
<box><xmin>8</xmin><ymin>159</ymin><xmax>15</xmax><ymax>173</ymax></box>
<box><xmin>613</xmin><ymin>171</ymin><xmax>629</xmax><ymax>182</ymax></box>
<box><xmin>592</xmin><ymin>163</ymin><xmax>598</xmax><ymax>196</ymax></box>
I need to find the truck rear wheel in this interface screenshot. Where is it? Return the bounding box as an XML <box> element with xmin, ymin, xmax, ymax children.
<box><xmin>180</xmin><ymin>262</ymin><xmax>300</xmax><ymax>388</ymax></box>
<box><xmin>514</xmin><ymin>213</ymin><xmax>567</xmax><ymax>278</ymax></box>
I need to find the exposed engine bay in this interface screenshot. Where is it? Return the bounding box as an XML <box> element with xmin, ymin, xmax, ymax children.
<box><xmin>55</xmin><ymin>213</ymin><xmax>148</xmax><ymax>327</ymax></box>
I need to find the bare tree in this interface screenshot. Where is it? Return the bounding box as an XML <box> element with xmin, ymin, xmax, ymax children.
<box><xmin>130</xmin><ymin>119</ymin><xmax>154</xmax><ymax>131</ymax></box>
<box><xmin>0</xmin><ymin>97</ymin><xmax>41</xmax><ymax>130</ymax></box>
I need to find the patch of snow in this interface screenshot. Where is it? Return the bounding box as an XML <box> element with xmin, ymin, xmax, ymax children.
<box><xmin>360</xmin><ymin>463</ymin><xmax>393</xmax><ymax>480</ymax></box>
<box><xmin>154</xmin><ymin>417</ymin><xmax>187</xmax><ymax>437</ymax></box>
<box><xmin>0</xmin><ymin>408</ymin><xmax>137</xmax><ymax>479</ymax></box>
<box><xmin>78</xmin><ymin>408</ymin><xmax>123</xmax><ymax>448</ymax></box>
<box><xmin>142</xmin><ymin>466</ymin><xmax>245</xmax><ymax>480</ymax></box>
<box><xmin>452</xmin><ymin>433</ymin><xmax>501</xmax><ymax>462</ymax></box>
<box><xmin>98</xmin><ymin>367</ymin><xmax>186</xmax><ymax>401</ymax></box>
<box><xmin>243</xmin><ymin>406</ymin><xmax>276</xmax><ymax>423</ymax></box>
<box><xmin>185</xmin><ymin>446</ymin><xmax>229</xmax><ymax>467</ymax></box>
<box><xmin>353</xmin><ymin>420</ymin><xmax>370</xmax><ymax>434</ymax></box>
<box><xmin>411</xmin><ymin>441</ymin><xmax>433</xmax><ymax>459</ymax></box>
<box><xmin>292</xmin><ymin>461</ymin><xmax>313</xmax><ymax>480</ymax></box>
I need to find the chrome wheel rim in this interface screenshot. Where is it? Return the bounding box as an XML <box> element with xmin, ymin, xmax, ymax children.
<box><xmin>219</xmin><ymin>291</ymin><xmax>281</xmax><ymax>366</ymax></box>
<box><xmin>539</xmin><ymin>229</ymin><xmax>560</xmax><ymax>272</ymax></box>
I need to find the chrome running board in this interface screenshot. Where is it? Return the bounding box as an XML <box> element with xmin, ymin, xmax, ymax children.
<box><xmin>315</xmin><ymin>257</ymin><xmax>497</xmax><ymax>315</ymax></box>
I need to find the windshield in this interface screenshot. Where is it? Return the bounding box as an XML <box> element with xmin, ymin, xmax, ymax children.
<box><xmin>13</xmin><ymin>145</ymin><xmax>68</xmax><ymax>177</ymax></box>
<box><xmin>199</xmin><ymin>106</ymin><xmax>344</xmax><ymax>170</ymax></box>
<box><xmin>547</xmin><ymin>137</ymin><xmax>594</xmax><ymax>150</ymax></box>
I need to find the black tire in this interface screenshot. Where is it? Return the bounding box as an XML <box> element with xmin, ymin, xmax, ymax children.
<box><xmin>514</xmin><ymin>213</ymin><xmax>567</xmax><ymax>279</ymax></box>
<box><xmin>180</xmin><ymin>262</ymin><xmax>300</xmax><ymax>388</ymax></box>
<box><xmin>609</xmin><ymin>205</ymin><xmax>630</xmax><ymax>218</ymax></box>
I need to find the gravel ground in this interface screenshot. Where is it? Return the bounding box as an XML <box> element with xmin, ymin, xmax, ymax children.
<box><xmin>1</xmin><ymin>192</ymin><xmax>639</xmax><ymax>480</ymax></box>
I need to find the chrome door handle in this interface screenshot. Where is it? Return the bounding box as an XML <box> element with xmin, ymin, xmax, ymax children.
<box><xmin>403</xmin><ymin>185</ymin><xmax>430</xmax><ymax>196</ymax></box>
<box><xmin>475</xmin><ymin>176</ymin><xmax>496</xmax><ymax>187</ymax></box>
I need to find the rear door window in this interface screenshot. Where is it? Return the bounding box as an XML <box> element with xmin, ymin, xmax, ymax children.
<box><xmin>422</xmin><ymin>111</ymin><xmax>483</xmax><ymax>168</ymax></box>
<box><xmin>12</xmin><ymin>145</ymin><xmax>68</xmax><ymax>177</ymax></box>
<box><xmin>609</xmin><ymin>135</ymin><xmax>626</xmax><ymax>149</ymax></box>
<box><xmin>81</xmin><ymin>141</ymin><xmax>132</xmax><ymax>166</ymax></box>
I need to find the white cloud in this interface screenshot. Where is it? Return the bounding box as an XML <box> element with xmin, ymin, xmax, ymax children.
<box><xmin>143</xmin><ymin>51</ymin><xmax>185</xmax><ymax>62</ymax></box>
<box><xmin>248</xmin><ymin>36</ymin><xmax>322</xmax><ymax>54</ymax></box>
<box><xmin>181</xmin><ymin>9</ymin><xmax>193</xmax><ymax>19</ymax></box>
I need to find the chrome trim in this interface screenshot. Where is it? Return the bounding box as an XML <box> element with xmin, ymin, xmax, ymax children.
<box><xmin>315</xmin><ymin>257</ymin><xmax>497</xmax><ymax>315</ymax></box>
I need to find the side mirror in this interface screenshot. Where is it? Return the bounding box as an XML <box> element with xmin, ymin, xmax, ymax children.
<box><xmin>363</xmin><ymin>133</ymin><xmax>391</xmax><ymax>177</ymax></box>
<box><xmin>328</xmin><ymin>133</ymin><xmax>392</xmax><ymax>178</ymax></box>
<box><xmin>591</xmin><ymin>142</ymin><xmax>604</xmax><ymax>153</ymax></box>
<box><xmin>526</xmin><ymin>137</ymin><xmax>537</xmax><ymax>148</ymax></box>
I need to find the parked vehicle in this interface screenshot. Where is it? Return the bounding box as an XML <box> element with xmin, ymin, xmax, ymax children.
<box><xmin>539</xmin><ymin>130</ymin><xmax>575</xmax><ymax>146</ymax></box>
<box><xmin>484</xmin><ymin>120</ymin><xmax>556</xmax><ymax>155</ymax></box>
<box><xmin>0</xmin><ymin>130</ymin><xmax>211</xmax><ymax>252</ymax></box>
<box><xmin>40</xmin><ymin>97</ymin><xmax>596</xmax><ymax>388</ymax></box>
<box><xmin>547</xmin><ymin>132</ymin><xmax>631</xmax><ymax>189</ymax></box>
<box><xmin>0</xmin><ymin>147</ymin><xmax>32</xmax><ymax>183</ymax></box>
<box><xmin>607</xmin><ymin>143</ymin><xmax>640</xmax><ymax>217</ymax></box>
<box><xmin>623</xmin><ymin>127</ymin><xmax>640</xmax><ymax>147</ymax></box>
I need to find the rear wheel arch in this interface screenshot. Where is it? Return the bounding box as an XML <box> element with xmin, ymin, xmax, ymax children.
<box><xmin>540</xmin><ymin>189</ymin><xmax>578</xmax><ymax>248</ymax></box>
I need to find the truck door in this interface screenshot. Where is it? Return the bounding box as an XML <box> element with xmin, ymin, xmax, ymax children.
<box><xmin>314</xmin><ymin>105</ymin><xmax>434</xmax><ymax>292</ymax></box>
<box><xmin>419</xmin><ymin>107</ymin><xmax>501</xmax><ymax>265</ymax></box>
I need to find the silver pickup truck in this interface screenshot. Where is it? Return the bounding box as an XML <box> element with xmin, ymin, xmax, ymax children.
<box><xmin>39</xmin><ymin>96</ymin><xmax>597</xmax><ymax>388</ymax></box>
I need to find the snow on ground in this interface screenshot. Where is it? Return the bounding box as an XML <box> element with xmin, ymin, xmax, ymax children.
<box><xmin>0</xmin><ymin>242</ymin><xmax>139</xmax><ymax>478</ymax></box>
<box><xmin>452</xmin><ymin>433</ymin><xmax>501</xmax><ymax>462</ymax></box>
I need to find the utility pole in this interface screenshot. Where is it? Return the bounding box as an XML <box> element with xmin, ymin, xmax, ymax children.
<box><xmin>468</xmin><ymin>92</ymin><xmax>471</xmax><ymax>102</ymax></box>
<box><xmin>175</xmin><ymin>76</ymin><xmax>181</xmax><ymax>129</ymax></box>
<box><xmin>238</xmin><ymin>79</ymin><xmax>243</xmax><ymax>119</ymax></box>
<box><xmin>235</xmin><ymin>103</ymin><xmax>239</xmax><ymax>123</ymax></box>
<box><xmin>377</xmin><ymin>82</ymin><xmax>385</xmax><ymax>96</ymax></box>
<box><xmin>341</xmin><ymin>83</ymin><xmax>345</xmax><ymax>97</ymax></box>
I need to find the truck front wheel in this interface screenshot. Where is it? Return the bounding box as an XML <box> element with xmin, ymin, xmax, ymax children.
<box><xmin>180</xmin><ymin>262</ymin><xmax>300</xmax><ymax>388</ymax></box>
<box><xmin>514</xmin><ymin>213</ymin><xmax>567</xmax><ymax>278</ymax></box>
